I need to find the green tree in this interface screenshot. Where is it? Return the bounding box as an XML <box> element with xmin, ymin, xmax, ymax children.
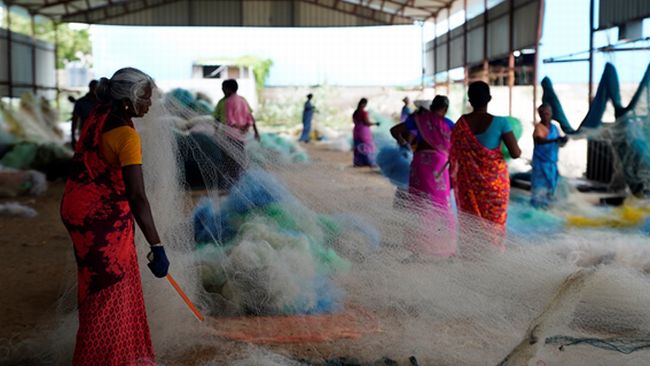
<box><xmin>232</xmin><ymin>56</ymin><xmax>273</xmax><ymax>94</ymax></box>
<box><xmin>6</xmin><ymin>13</ymin><xmax>91</xmax><ymax>69</ymax></box>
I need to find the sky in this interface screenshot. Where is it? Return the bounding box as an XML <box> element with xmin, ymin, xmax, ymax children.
<box><xmin>89</xmin><ymin>0</ymin><xmax>650</xmax><ymax>86</ymax></box>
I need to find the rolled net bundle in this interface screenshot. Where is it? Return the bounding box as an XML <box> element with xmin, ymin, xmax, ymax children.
<box><xmin>5</xmin><ymin>72</ymin><xmax>650</xmax><ymax>366</ymax></box>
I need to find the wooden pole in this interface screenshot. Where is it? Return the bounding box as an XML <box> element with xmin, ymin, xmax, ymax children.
<box><xmin>433</xmin><ymin>15</ymin><xmax>437</xmax><ymax>93</ymax></box>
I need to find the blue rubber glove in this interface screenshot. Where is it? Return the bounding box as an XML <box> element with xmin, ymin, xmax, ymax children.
<box><xmin>147</xmin><ymin>245</ymin><xmax>170</xmax><ymax>278</ymax></box>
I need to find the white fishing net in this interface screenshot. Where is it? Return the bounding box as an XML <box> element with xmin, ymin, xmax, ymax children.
<box><xmin>3</xmin><ymin>80</ymin><xmax>650</xmax><ymax>366</ymax></box>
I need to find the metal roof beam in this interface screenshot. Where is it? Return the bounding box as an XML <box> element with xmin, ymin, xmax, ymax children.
<box><xmin>61</xmin><ymin>0</ymin><xmax>180</xmax><ymax>23</ymax></box>
<box><xmin>430</xmin><ymin>0</ymin><xmax>453</xmax><ymax>19</ymax></box>
<box><xmin>389</xmin><ymin>0</ymin><xmax>408</xmax><ymax>23</ymax></box>
<box><xmin>345</xmin><ymin>0</ymin><xmax>444</xmax><ymax>23</ymax></box>
<box><xmin>34</xmin><ymin>0</ymin><xmax>79</xmax><ymax>11</ymax></box>
<box><xmin>10</xmin><ymin>0</ymin><xmax>449</xmax><ymax>25</ymax></box>
<box><xmin>364</xmin><ymin>0</ymin><xmax>443</xmax><ymax>16</ymax></box>
<box><xmin>302</xmin><ymin>0</ymin><xmax>412</xmax><ymax>25</ymax></box>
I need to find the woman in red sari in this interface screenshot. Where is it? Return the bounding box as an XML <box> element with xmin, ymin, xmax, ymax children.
<box><xmin>60</xmin><ymin>68</ymin><xmax>169</xmax><ymax>365</ymax></box>
<box><xmin>450</xmin><ymin>81</ymin><xmax>521</xmax><ymax>249</ymax></box>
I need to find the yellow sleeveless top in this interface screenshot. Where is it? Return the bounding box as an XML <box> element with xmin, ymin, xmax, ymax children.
<box><xmin>100</xmin><ymin>126</ymin><xmax>143</xmax><ymax>167</ymax></box>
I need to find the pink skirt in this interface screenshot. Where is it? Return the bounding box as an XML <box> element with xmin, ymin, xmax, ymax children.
<box><xmin>406</xmin><ymin>150</ymin><xmax>456</xmax><ymax>257</ymax></box>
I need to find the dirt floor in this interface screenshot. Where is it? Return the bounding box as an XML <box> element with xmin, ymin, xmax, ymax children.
<box><xmin>0</xmin><ymin>144</ymin><xmax>398</xmax><ymax>365</ymax></box>
<box><xmin>0</xmin><ymin>180</ymin><xmax>73</xmax><ymax>341</ymax></box>
<box><xmin>3</xmin><ymin>143</ymin><xmax>629</xmax><ymax>365</ymax></box>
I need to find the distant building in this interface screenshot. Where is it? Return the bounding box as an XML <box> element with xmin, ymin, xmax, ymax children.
<box><xmin>156</xmin><ymin>59</ymin><xmax>258</xmax><ymax>111</ymax></box>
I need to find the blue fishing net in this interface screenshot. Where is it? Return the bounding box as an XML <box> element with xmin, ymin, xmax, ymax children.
<box><xmin>167</xmin><ymin>88</ymin><xmax>214</xmax><ymax>115</ymax></box>
<box><xmin>255</xmin><ymin>133</ymin><xmax>309</xmax><ymax>164</ymax></box>
<box><xmin>168</xmin><ymin>88</ymin><xmax>195</xmax><ymax>108</ymax></box>
<box><xmin>542</xmin><ymin>62</ymin><xmax>650</xmax><ymax>193</ymax></box>
<box><xmin>191</xmin><ymin>170</ymin><xmax>383</xmax><ymax>315</ymax></box>
<box><xmin>376</xmin><ymin>144</ymin><xmax>412</xmax><ymax>188</ymax></box>
<box><xmin>542</xmin><ymin>63</ymin><xmax>650</xmax><ymax>134</ymax></box>
<box><xmin>507</xmin><ymin>193</ymin><xmax>565</xmax><ymax>236</ymax></box>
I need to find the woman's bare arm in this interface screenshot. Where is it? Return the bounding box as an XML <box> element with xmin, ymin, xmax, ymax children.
<box><xmin>122</xmin><ymin>165</ymin><xmax>161</xmax><ymax>245</ymax></box>
<box><xmin>390</xmin><ymin>123</ymin><xmax>410</xmax><ymax>146</ymax></box>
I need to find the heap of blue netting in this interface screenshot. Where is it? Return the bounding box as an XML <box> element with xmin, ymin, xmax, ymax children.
<box><xmin>543</xmin><ymin>62</ymin><xmax>650</xmax><ymax>194</ymax></box>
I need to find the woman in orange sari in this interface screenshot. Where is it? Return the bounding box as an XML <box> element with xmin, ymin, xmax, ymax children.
<box><xmin>61</xmin><ymin>68</ymin><xmax>169</xmax><ymax>365</ymax></box>
<box><xmin>450</xmin><ymin>82</ymin><xmax>521</xmax><ymax>249</ymax></box>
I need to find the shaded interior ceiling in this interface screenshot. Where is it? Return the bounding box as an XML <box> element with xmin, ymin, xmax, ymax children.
<box><xmin>4</xmin><ymin>0</ymin><xmax>456</xmax><ymax>26</ymax></box>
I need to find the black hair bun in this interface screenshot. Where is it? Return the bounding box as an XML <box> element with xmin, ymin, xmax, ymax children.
<box><xmin>95</xmin><ymin>77</ymin><xmax>112</xmax><ymax>103</ymax></box>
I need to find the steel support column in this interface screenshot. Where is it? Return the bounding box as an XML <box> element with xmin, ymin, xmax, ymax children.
<box><xmin>433</xmin><ymin>15</ymin><xmax>437</xmax><ymax>92</ymax></box>
<box><xmin>588</xmin><ymin>0</ymin><xmax>595</xmax><ymax>104</ymax></box>
<box><xmin>54</xmin><ymin>22</ymin><xmax>60</xmax><ymax>110</ymax></box>
<box><xmin>6</xmin><ymin>4</ymin><xmax>13</xmax><ymax>101</ymax></box>
<box><xmin>446</xmin><ymin>5</ymin><xmax>451</xmax><ymax>95</ymax></box>
<box><xmin>482</xmin><ymin>0</ymin><xmax>488</xmax><ymax>82</ymax></box>
<box><xmin>30</xmin><ymin>13</ymin><xmax>37</xmax><ymax>94</ymax></box>
<box><xmin>420</xmin><ymin>21</ymin><xmax>425</xmax><ymax>89</ymax></box>
<box><xmin>532</xmin><ymin>0</ymin><xmax>545</xmax><ymax>124</ymax></box>
<box><xmin>508</xmin><ymin>0</ymin><xmax>514</xmax><ymax>116</ymax></box>
<box><xmin>463</xmin><ymin>0</ymin><xmax>468</xmax><ymax>111</ymax></box>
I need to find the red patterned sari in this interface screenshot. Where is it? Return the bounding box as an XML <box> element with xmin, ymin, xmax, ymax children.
<box><xmin>60</xmin><ymin>105</ymin><xmax>155</xmax><ymax>366</ymax></box>
<box><xmin>450</xmin><ymin>117</ymin><xmax>509</xmax><ymax>248</ymax></box>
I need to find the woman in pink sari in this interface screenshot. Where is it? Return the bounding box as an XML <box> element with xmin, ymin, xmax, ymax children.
<box><xmin>391</xmin><ymin>96</ymin><xmax>456</xmax><ymax>257</ymax></box>
<box><xmin>352</xmin><ymin>98</ymin><xmax>380</xmax><ymax>167</ymax></box>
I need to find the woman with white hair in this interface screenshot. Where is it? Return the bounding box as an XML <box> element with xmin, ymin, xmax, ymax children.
<box><xmin>60</xmin><ymin>67</ymin><xmax>168</xmax><ymax>365</ymax></box>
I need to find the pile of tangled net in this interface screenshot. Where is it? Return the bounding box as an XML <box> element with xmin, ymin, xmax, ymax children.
<box><xmin>161</xmin><ymin>87</ymin><xmax>309</xmax><ymax>189</ymax></box>
<box><xmin>0</xmin><ymin>94</ymin><xmax>71</xmax><ymax>178</ymax></box>
<box><xmin>542</xmin><ymin>62</ymin><xmax>650</xmax><ymax>231</ymax></box>
<box><xmin>166</xmin><ymin>88</ymin><xmax>214</xmax><ymax>115</ymax></box>
<box><xmin>4</xmin><ymin>83</ymin><xmax>650</xmax><ymax>366</ymax></box>
<box><xmin>193</xmin><ymin>169</ymin><xmax>382</xmax><ymax>315</ymax></box>
<box><xmin>543</xmin><ymin>62</ymin><xmax>650</xmax><ymax>195</ymax></box>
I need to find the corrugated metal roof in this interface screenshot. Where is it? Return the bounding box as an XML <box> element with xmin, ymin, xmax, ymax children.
<box><xmin>599</xmin><ymin>0</ymin><xmax>650</xmax><ymax>30</ymax></box>
<box><xmin>5</xmin><ymin>0</ymin><xmax>457</xmax><ymax>27</ymax></box>
<box><xmin>425</xmin><ymin>0</ymin><xmax>540</xmax><ymax>76</ymax></box>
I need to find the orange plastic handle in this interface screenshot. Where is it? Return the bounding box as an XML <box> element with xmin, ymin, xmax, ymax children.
<box><xmin>166</xmin><ymin>273</ymin><xmax>205</xmax><ymax>322</ymax></box>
